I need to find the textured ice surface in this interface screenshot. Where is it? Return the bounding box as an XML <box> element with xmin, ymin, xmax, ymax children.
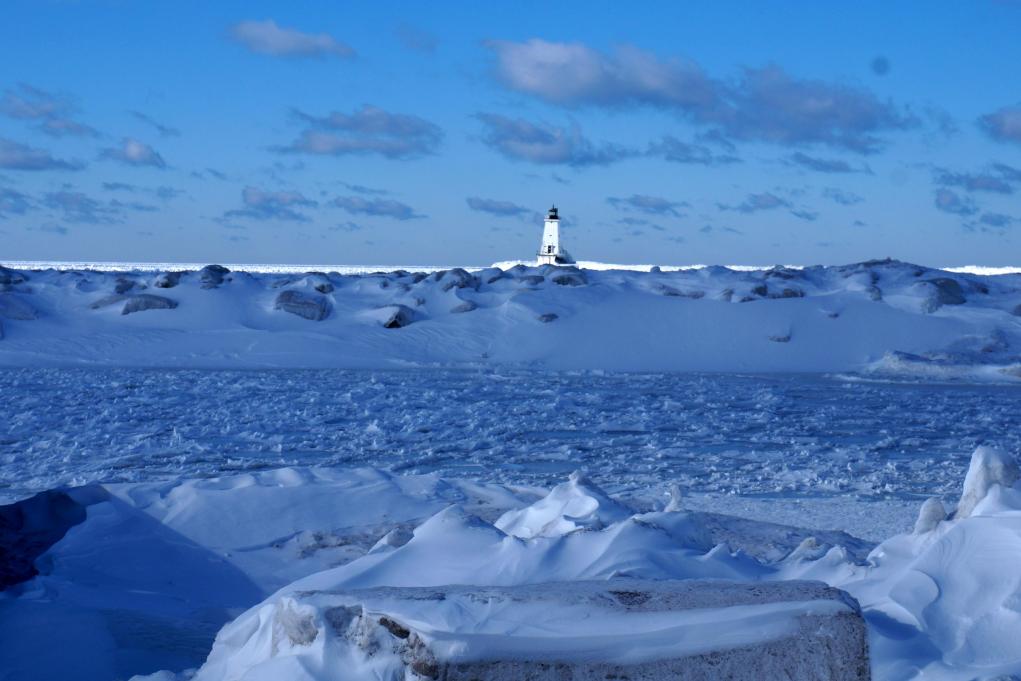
<box><xmin>3</xmin><ymin>367</ymin><xmax>1019</xmax><ymax>539</ymax></box>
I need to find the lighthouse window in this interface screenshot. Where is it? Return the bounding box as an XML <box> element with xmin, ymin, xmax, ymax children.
<box><xmin>547</xmin><ymin>245</ymin><xmax>553</xmax><ymax>253</ymax></box>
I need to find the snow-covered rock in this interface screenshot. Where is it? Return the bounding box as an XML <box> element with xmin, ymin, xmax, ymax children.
<box><xmin>90</xmin><ymin>292</ymin><xmax>177</xmax><ymax>315</ymax></box>
<box><xmin>437</xmin><ymin>267</ymin><xmax>477</xmax><ymax>291</ymax></box>
<box><xmin>198</xmin><ymin>264</ymin><xmax>230</xmax><ymax>289</ymax></box>
<box><xmin>192</xmin><ymin>580</ymin><xmax>868</xmax><ymax>681</ymax></box>
<box><xmin>122</xmin><ymin>293</ymin><xmax>178</xmax><ymax>315</ymax></box>
<box><xmin>376</xmin><ymin>304</ymin><xmax>416</xmax><ymax>329</ymax></box>
<box><xmin>916</xmin><ymin>277</ymin><xmax>967</xmax><ymax>313</ymax></box>
<box><xmin>182</xmin><ymin>503</ymin><xmax>768</xmax><ymax>680</ymax></box>
<box><xmin>153</xmin><ymin>271</ymin><xmax>182</xmax><ymax>289</ymax></box>
<box><xmin>274</xmin><ymin>290</ymin><xmax>331</xmax><ymax>321</ymax></box>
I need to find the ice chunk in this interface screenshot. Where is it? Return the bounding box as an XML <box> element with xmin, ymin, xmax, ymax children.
<box><xmin>664</xmin><ymin>484</ymin><xmax>683</xmax><ymax>512</ymax></box>
<box><xmin>956</xmin><ymin>446</ymin><xmax>1019</xmax><ymax>519</ymax></box>
<box><xmin>913</xmin><ymin>497</ymin><xmax>946</xmax><ymax>534</ymax></box>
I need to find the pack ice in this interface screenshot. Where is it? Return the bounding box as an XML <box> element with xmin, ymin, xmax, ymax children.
<box><xmin>2</xmin><ymin>259</ymin><xmax>1021</xmax><ymax>375</ymax></box>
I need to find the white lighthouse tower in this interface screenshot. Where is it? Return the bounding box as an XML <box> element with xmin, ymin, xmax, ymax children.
<box><xmin>537</xmin><ymin>205</ymin><xmax>574</xmax><ymax>265</ymax></box>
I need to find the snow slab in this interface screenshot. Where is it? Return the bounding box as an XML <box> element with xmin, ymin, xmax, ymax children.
<box><xmin>2</xmin><ymin>259</ymin><xmax>1021</xmax><ymax>375</ymax></box>
<box><xmin>187</xmin><ymin>580</ymin><xmax>867</xmax><ymax>681</ymax></box>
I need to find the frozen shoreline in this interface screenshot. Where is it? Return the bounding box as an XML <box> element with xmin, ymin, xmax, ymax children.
<box><xmin>4</xmin><ymin>258</ymin><xmax>1020</xmax><ymax>276</ymax></box>
<box><xmin>3</xmin><ymin>259</ymin><xmax>1021</xmax><ymax>375</ymax></box>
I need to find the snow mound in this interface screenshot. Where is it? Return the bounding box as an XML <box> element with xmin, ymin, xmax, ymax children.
<box><xmin>494</xmin><ymin>470</ymin><xmax>631</xmax><ymax>538</ymax></box>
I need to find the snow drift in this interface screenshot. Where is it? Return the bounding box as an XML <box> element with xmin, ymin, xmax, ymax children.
<box><xmin>2</xmin><ymin>259</ymin><xmax>1021</xmax><ymax>374</ymax></box>
<box><xmin>7</xmin><ymin>446</ymin><xmax>1021</xmax><ymax>680</ymax></box>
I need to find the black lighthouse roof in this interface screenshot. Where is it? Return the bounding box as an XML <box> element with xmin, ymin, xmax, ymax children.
<box><xmin>547</xmin><ymin>205</ymin><xmax>559</xmax><ymax>220</ymax></box>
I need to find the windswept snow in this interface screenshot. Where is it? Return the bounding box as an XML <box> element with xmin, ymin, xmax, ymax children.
<box><xmin>5</xmin><ymin>444</ymin><xmax>1021</xmax><ymax>680</ymax></box>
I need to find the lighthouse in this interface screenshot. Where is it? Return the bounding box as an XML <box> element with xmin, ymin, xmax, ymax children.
<box><xmin>537</xmin><ymin>205</ymin><xmax>575</xmax><ymax>265</ymax></box>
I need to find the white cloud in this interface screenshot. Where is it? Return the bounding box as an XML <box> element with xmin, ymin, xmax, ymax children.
<box><xmin>230</xmin><ymin>20</ymin><xmax>354</xmax><ymax>59</ymax></box>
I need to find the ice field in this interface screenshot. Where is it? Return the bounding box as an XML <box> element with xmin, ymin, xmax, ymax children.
<box><xmin>2</xmin><ymin>367</ymin><xmax>1020</xmax><ymax>540</ymax></box>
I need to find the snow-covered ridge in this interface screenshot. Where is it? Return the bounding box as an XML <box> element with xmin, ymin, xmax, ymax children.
<box><xmin>2</xmin><ymin>259</ymin><xmax>1021</xmax><ymax>374</ymax></box>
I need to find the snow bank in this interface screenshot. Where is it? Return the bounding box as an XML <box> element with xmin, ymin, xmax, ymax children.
<box><xmin>2</xmin><ymin>259</ymin><xmax>1021</xmax><ymax>373</ymax></box>
<box><xmin>784</xmin><ymin>446</ymin><xmax>1021</xmax><ymax>680</ymax></box>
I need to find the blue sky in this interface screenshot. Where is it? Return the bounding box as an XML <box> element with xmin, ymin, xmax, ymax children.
<box><xmin>1</xmin><ymin>1</ymin><xmax>1020</xmax><ymax>266</ymax></box>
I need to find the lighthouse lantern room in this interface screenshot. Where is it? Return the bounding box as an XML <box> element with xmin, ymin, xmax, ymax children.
<box><xmin>537</xmin><ymin>205</ymin><xmax>575</xmax><ymax>265</ymax></box>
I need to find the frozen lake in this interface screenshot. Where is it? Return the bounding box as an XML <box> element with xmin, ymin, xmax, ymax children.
<box><xmin>3</xmin><ymin>367</ymin><xmax>1017</xmax><ymax>539</ymax></box>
